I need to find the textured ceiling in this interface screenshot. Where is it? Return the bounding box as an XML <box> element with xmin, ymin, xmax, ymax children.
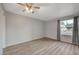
<box><xmin>3</xmin><ymin>3</ymin><xmax>79</xmax><ymax>21</ymax></box>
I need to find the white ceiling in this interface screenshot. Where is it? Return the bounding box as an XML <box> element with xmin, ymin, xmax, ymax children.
<box><xmin>3</xmin><ymin>3</ymin><xmax>79</xmax><ymax>21</ymax></box>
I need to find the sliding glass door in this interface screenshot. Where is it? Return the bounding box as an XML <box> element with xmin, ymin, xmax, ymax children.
<box><xmin>59</xmin><ymin>19</ymin><xmax>74</xmax><ymax>43</ymax></box>
<box><xmin>57</xmin><ymin>17</ymin><xmax>79</xmax><ymax>44</ymax></box>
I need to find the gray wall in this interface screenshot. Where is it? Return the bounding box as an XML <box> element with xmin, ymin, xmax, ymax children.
<box><xmin>5</xmin><ymin>11</ymin><xmax>58</xmax><ymax>47</ymax></box>
<box><xmin>0</xmin><ymin>4</ymin><xmax>6</xmax><ymax>54</ymax></box>
<box><xmin>45</xmin><ymin>20</ymin><xmax>57</xmax><ymax>39</ymax></box>
<box><xmin>5</xmin><ymin>12</ymin><xmax>45</xmax><ymax>47</ymax></box>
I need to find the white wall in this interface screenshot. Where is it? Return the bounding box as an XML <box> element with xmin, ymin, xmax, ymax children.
<box><xmin>31</xmin><ymin>19</ymin><xmax>45</xmax><ymax>39</ymax></box>
<box><xmin>5</xmin><ymin>11</ymin><xmax>57</xmax><ymax>47</ymax></box>
<box><xmin>0</xmin><ymin>4</ymin><xmax>6</xmax><ymax>54</ymax></box>
<box><xmin>45</xmin><ymin>20</ymin><xmax>57</xmax><ymax>39</ymax></box>
<box><xmin>5</xmin><ymin>12</ymin><xmax>44</xmax><ymax>47</ymax></box>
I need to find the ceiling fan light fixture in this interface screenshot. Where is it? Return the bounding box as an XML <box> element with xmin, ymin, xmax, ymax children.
<box><xmin>26</xmin><ymin>8</ymin><xmax>34</xmax><ymax>13</ymax></box>
<box><xmin>17</xmin><ymin>3</ymin><xmax>40</xmax><ymax>13</ymax></box>
<box><xmin>30</xmin><ymin>9</ymin><xmax>33</xmax><ymax>12</ymax></box>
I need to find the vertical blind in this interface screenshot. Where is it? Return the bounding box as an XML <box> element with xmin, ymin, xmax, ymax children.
<box><xmin>72</xmin><ymin>16</ymin><xmax>79</xmax><ymax>45</ymax></box>
<box><xmin>57</xmin><ymin>20</ymin><xmax>60</xmax><ymax>41</ymax></box>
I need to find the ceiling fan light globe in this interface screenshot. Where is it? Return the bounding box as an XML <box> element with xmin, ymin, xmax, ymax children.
<box><xmin>30</xmin><ymin>9</ymin><xmax>33</xmax><ymax>12</ymax></box>
<box><xmin>25</xmin><ymin>7</ymin><xmax>29</xmax><ymax>10</ymax></box>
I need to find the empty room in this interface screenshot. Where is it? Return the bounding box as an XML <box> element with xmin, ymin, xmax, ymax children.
<box><xmin>0</xmin><ymin>3</ymin><xmax>79</xmax><ymax>55</ymax></box>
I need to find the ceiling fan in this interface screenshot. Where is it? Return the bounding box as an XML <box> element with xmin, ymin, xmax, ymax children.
<box><xmin>17</xmin><ymin>3</ymin><xmax>40</xmax><ymax>13</ymax></box>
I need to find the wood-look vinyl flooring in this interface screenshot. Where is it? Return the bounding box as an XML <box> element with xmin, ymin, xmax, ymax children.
<box><xmin>3</xmin><ymin>38</ymin><xmax>79</xmax><ymax>55</ymax></box>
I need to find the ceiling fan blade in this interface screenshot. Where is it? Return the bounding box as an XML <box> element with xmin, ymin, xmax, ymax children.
<box><xmin>17</xmin><ymin>3</ymin><xmax>25</xmax><ymax>6</ymax></box>
<box><xmin>34</xmin><ymin>7</ymin><xmax>40</xmax><ymax>9</ymax></box>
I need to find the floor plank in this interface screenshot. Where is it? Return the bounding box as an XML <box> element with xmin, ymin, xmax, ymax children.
<box><xmin>3</xmin><ymin>38</ymin><xmax>79</xmax><ymax>55</ymax></box>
